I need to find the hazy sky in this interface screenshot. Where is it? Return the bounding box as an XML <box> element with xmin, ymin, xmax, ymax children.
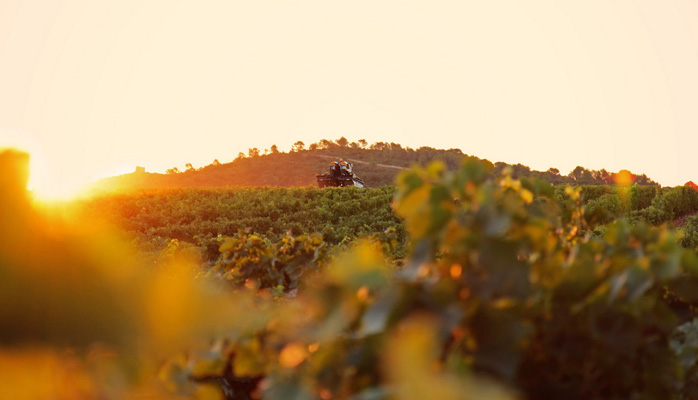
<box><xmin>1</xmin><ymin>1</ymin><xmax>698</xmax><ymax>196</ymax></box>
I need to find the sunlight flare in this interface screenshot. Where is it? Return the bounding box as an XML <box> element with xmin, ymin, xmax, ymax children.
<box><xmin>26</xmin><ymin>152</ymin><xmax>88</xmax><ymax>202</ymax></box>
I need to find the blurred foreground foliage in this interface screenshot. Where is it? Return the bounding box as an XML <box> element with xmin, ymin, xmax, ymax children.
<box><xmin>6</xmin><ymin>149</ymin><xmax>698</xmax><ymax>399</ymax></box>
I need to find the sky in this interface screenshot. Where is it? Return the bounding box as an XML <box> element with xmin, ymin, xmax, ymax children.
<box><xmin>1</xmin><ymin>0</ymin><xmax>698</xmax><ymax>197</ymax></box>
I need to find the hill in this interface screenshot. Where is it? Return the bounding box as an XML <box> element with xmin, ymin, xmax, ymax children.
<box><xmin>89</xmin><ymin>138</ymin><xmax>660</xmax><ymax>191</ymax></box>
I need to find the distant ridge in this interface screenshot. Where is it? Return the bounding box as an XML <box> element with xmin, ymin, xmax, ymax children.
<box><xmin>88</xmin><ymin>138</ymin><xmax>661</xmax><ymax>192</ymax></box>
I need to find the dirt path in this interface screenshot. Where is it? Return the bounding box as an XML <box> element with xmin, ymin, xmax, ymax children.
<box><xmin>316</xmin><ymin>154</ymin><xmax>408</xmax><ymax>171</ymax></box>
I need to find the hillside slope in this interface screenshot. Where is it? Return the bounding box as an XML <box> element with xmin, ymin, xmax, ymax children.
<box><xmin>89</xmin><ymin>140</ymin><xmax>661</xmax><ymax>191</ymax></box>
<box><xmin>89</xmin><ymin>146</ymin><xmax>460</xmax><ymax>191</ymax></box>
<box><xmin>91</xmin><ymin>152</ymin><xmax>331</xmax><ymax>190</ymax></box>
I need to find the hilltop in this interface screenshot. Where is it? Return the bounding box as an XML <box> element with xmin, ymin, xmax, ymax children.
<box><xmin>89</xmin><ymin>138</ymin><xmax>660</xmax><ymax>191</ymax></box>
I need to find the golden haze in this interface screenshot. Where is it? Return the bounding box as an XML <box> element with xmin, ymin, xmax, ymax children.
<box><xmin>1</xmin><ymin>1</ymin><xmax>698</xmax><ymax>192</ymax></box>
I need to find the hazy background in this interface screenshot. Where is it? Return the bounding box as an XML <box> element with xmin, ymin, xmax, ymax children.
<box><xmin>1</xmin><ymin>0</ymin><xmax>697</xmax><ymax>196</ymax></box>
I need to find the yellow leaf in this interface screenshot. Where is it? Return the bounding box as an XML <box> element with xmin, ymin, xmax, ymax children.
<box><xmin>520</xmin><ymin>189</ymin><xmax>533</xmax><ymax>204</ymax></box>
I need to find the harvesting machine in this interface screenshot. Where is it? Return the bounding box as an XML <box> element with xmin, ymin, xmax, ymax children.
<box><xmin>316</xmin><ymin>160</ymin><xmax>365</xmax><ymax>188</ymax></box>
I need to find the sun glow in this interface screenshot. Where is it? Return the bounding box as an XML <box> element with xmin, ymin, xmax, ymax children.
<box><xmin>30</xmin><ymin>182</ymin><xmax>86</xmax><ymax>202</ymax></box>
<box><xmin>27</xmin><ymin>152</ymin><xmax>87</xmax><ymax>202</ymax></box>
<box><xmin>0</xmin><ymin>135</ymin><xmax>85</xmax><ymax>202</ymax></box>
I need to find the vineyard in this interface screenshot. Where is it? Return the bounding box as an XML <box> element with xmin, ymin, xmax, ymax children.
<box><xmin>77</xmin><ymin>186</ymin><xmax>407</xmax><ymax>263</ymax></box>
<box><xmin>7</xmin><ymin>151</ymin><xmax>698</xmax><ymax>399</ymax></box>
<box><xmin>78</xmin><ymin>179</ymin><xmax>698</xmax><ymax>264</ymax></box>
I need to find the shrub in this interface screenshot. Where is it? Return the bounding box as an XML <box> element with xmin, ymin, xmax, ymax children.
<box><xmin>642</xmin><ymin>186</ymin><xmax>698</xmax><ymax>224</ymax></box>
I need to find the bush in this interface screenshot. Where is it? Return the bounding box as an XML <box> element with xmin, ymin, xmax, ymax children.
<box><xmin>584</xmin><ymin>193</ymin><xmax>622</xmax><ymax>225</ymax></box>
<box><xmin>642</xmin><ymin>186</ymin><xmax>698</xmax><ymax>224</ymax></box>
<box><xmin>681</xmin><ymin>214</ymin><xmax>698</xmax><ymax>249</ymax></box>
<box><xmin>392</xmin><ymin>160</ymin><xmax>698</xmax><ymax>399</ymax></box>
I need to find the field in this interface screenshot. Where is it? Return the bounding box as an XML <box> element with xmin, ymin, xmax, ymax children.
<box><xmin>8</xmin><ymin>154</ymin><xmax>698</xmax><ymax>399</ymax></box>
<box><xmin>78</xmin><ymin>180</ymin><xmax>698</xmax><ymax>263</ymax></box>
<box><xmin>78</xmin><ymin>186</ymin><xmax>407</xmax><ymax>263</ymax></box>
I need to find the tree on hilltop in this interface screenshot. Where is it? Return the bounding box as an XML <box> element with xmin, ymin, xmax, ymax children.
<box><xmin>371</xmin><ymin>142</ymin><xmax>388</xmax><ymax>151</ymax></box>
<box><xmin>292</xmin><ymin>141</ymin><xmax>305</xmax><ymax>152</ymax></box>
<box><xmin>336</xmin><ymin>137</ymin><xmax>348</xmax><ymax>148</ymax></box>
<box><xmin>569</xmin><ymin>166</ymin><xmax>594</xmax><ymax>184</ymax></box>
